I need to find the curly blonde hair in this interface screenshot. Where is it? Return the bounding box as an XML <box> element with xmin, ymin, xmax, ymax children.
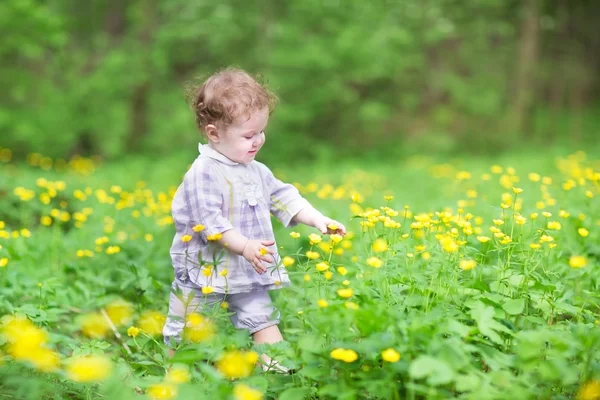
<box><xmin>186</xmin><ymin>67</ymin><xmax>278</xmax><ymax>132</ymax></box>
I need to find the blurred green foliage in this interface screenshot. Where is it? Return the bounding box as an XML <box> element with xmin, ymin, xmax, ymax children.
<box><xmin>1</xmin><ymin>0</ymin><xmax>599</xmax><ymax>162</ymax></box>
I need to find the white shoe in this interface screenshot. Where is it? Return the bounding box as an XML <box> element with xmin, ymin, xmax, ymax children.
<box><xmin>261</xmin><ymin>359</ymin><xmax>293</xmax><ymax>374</ymax></box>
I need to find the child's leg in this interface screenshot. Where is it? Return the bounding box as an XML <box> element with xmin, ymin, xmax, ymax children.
<box><xmin>252</xmin><ymin>324</ymin><xmax>284</xmax><ymax>344</ymax></box>
<box><xmin>228</xmin><ymin>291</ymin><xmax>290</xmax><ymax>372</ymax></box>
<box><xmin>162</xmin><ymin>281</ymin><xmax>222</xmax><ymax>354</ymax></box>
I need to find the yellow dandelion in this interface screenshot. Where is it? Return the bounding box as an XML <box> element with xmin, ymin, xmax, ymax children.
<box><xmin>372</xmin><ymin>238</ymin><xmax>388</xmax><ymax>253</ymax></box>
<box><xmin>282</xmin><ymin>256</ymin><xmax>295</xmax><ymax>267</ymax></box>
<box><xmin>66</xmin><ymin>355</ymin><xmax>113</xmax><ymax>382</ymax></box>
<box><xmin>127</xmin><ymin>326</ymin><xmax>140</xmax><ymax>338</ymax></box>
<box><xmin>381</xmin><ymin>348</ymin><xmax>401</xmax><ymax>363</ymax></box>
<box><xmin>192</xmin><ymin>224</ymin><xmax>205</xmax><ymax>232</ymax></box>
<box><xmin>569</xmin><ymin>256</ymin><xmax>587</xmax><ymax>269</ymax></box>
<box><xmin>337</xmin><ymin>288</ymin><xmax>353</xmax><ymax>298</ymax></box>
<box><xmin>366</xmin><ymin>257</ymin><xmax>383</xmax><ymax>268</ymax></box>
<box><xmin>330</xmin><ymin>348</ymin><xmax>358</xmax><ymax>363</ymax></box>
<box><xmin>147</xmin><ymin>383</ymin><xmax>178</xmax><ymax>400</ymax></box>
<box><xmin>165</xmin><ymin>364</ymin><xmax>191</xmax><ymax>384</ymax></box>
<box><xmin>181</xmin><ymin>234</ymin><xmax>193</xmax><ymax>243</ymax></box>
<box><xmin>459</xmin><ymin>259</ymin><xmax>477</xmax><ymax>271</ymax></box>
<box><xmin>233</xmin><ymin>384</ymin><xmax>264</xmax><ymax>400</ymax></box>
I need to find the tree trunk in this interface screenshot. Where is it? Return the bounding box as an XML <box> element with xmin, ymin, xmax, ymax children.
<box><xmin>127</xmin><ymin>0</ymin><xmax>156</xmax><ymax>152</ymax></box>
<box><xmin>509</xmin><ymin>0</ymin><xmax>540</xmax><ymax>138</ymax></box>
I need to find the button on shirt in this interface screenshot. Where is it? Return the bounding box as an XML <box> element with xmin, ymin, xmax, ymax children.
<box><xmin>169</xmin><ymin>144</ymin><xmax>310</xmax><ymax>294</ymax></box>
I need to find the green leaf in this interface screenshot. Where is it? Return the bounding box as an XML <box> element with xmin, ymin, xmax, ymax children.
<box><xmin>503</xmin><ymin>298</ymin><xmax>525</xmax><ymax>315</ymax></box>
<box><xmin>409</xmin><ymin>355</ymin><xmax>455</xmax><ymax>386</ymax></box>
<box><xmin>279</xmin><ymin>387</ymin><xmax>317</xmax><ymax>400</ymax></box>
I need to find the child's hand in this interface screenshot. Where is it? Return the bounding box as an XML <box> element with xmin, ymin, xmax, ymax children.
<box><xmin>242</xmin><ymin>239</ymin><xmax>275</xmax><ymax>274</ymax></box>
<box><xmin>313</xmin><ymin>216</ymin><xmax>346</xmax><ymax>236</ymax></box>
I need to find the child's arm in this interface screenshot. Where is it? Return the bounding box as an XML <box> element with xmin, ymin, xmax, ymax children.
<box><xmin>219</xmin><ymin>230</ymin><xmax>274</xmax><ymax>274</ymax></box>
<box><xmin>292</xmin><ymin>206</ymin><xmax>347</xmax><ymax>235</ymax></box>
<box><xmin>259</xmin><ymin>163</ymin><xmax>346</xmax><ymax>235</ymax></box>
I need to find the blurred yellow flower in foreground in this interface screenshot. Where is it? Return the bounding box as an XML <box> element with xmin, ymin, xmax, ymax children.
<box><xmin>80</xmin><ymin>312</ymin><xmax>110</xmax><ymax>338</ymax></box>
<box><xmin>234</xmin><ymin>383</ymin><xmax>264</xmax><ymax>400</ymax></box>
<box><xmin>147</xmin><ymin>383</ymin><xmax>178</xmax><ymax>400</ymax></box>
<box><xmin>138</xmin><ymin>311</ymin><xmax>166</xmax><ymax>336</ymax></box>
<box><xmin>66</xmin><ymin>355</ymin><xmax>113</xmax><ymax>382</ymax></box>
<box><xmin>578</xmin><ymin>380</ymin><xmax>600</xmax><ymax>400</ymax></box>
<box><xmin>216</xmin><ymin>350</ymin><xmax>259</xmax><ymax>379</ymax></box>
<box><xmin>330</xmin><ymin>348</ymin><xmax>358</xmax><ymax>363</ymax></box>
<box><xmin>105</xmin><ymin>299</ymin><xmax>133</xmax><ymax>327</ymax></box>
<box><xmin>381</xmin><ymin>348</ymin><xmax>401</xmax><ymax>363</ymax></box>
<box><xmin>0</xmin><ymin>258</ymin><xmax>8</xmax><ymax>268</ymax></box>
<box><xmin>165</xmin><ymin>364</ymin><xmax>191</xmax><ymax>384</ymax></box>
<box><xmin>569</xmin><ymin>256</ymin><xmax>587</xmax><ymax>269</ymax></box>
<box><xmin>183</xmin><ymin>313</ymin><xmax>215</xmax><ymax>343</ymax></box>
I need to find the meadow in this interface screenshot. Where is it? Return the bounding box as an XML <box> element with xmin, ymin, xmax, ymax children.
<box><xmin>0</xmin><ymin>147</ymin><xmax>598</xmax><ymax>400</ymax></box>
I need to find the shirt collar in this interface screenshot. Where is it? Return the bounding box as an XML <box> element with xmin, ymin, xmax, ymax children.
<box><xmin>198</xmin><ymin>143</ymin><xmax>239</xmax><ymax>166</ymax></box>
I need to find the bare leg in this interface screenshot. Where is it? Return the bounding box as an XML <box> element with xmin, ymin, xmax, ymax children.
<box><xmin>252</xmin><ymin>324</ymin><xmax>284</xmax><ymax>344</ymax></box>
<box><xmin>252</xmin><ymin>325</ymin><xmax>289</xmax><ymax>372</ymax></box>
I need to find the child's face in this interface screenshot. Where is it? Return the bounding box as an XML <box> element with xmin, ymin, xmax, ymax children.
<box><xmin>210</xmin><ymin>108</ymin><xmax>269</xmax><ymax>164</ymax></box>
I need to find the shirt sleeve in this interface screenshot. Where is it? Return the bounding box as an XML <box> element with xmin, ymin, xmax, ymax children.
<box><xmin>260</xmin><ymin>164</ymin><xmax>310</xmax><ymax>227</ymax></box>
<box><xmin>183</xmin><ymin>162</ymin><xmax>234</xmax><ymax>238</ymax></box>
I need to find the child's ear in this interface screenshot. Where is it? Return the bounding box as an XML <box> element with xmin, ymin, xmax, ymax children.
<box><xmin>205</xmin><ymin>124</ymin><xmax>220</xmax><ymax>143</ymax></box>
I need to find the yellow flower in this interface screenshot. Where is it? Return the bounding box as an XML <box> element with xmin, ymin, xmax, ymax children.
<box><xmin>105</xmin><ymin>245</ymin><xmax>121</xmax><ymax>255</ymax></box>
<box><xmin>316</xmin><ymin>262</ymin><xmax>329</xmax><ymax>272</ymax></box>
<box><xmin>105</xmin><ymin>299</ymin><xmax>133</xmax><ymax>327</ymax></box>
<box><xmin>216</xmin><ymin>350</ymin><xmax>259</xmax><ymax>379</ymax></box>
<box><xmin>80</xmin><ymin>312</ymin><xmax>110</xmax><ymax>338</ymax></box>
<box><xmin>26</xmin><ymin>347</ymin><xmax>60</xmax><ymax>372</ymax></box>
<box><xmin>138</xmin><ymin>311</ymin><xmax>166</xmax><ymax>336</ymax></box>
<box><xmin>127</xmin><ymin>326</ymin><xmax>140</xmax><ymax>338</ymax></box>
<box><xmin>381</xmin><ymin>348</ymin><xmax>401</xmax><ymax>363</ymax></box>
<box><xmin>384</xmin><ymin>195</ymin><xmax>394</xmax><ymax>201</ymax></box>
<box><xmin>144</xmin><ymin>233</ymin><xmax>154</xmax><ymax>242</ymax></box>
<box><xmin>345</xmin><ymin>301</ymin><xmax>359</xmax><ymax>310</ymax></box>
<box><xmin>181</xmin><ymin>234</ymin><xmax>193</xmax><ymax>243</ymax></box>
<box><xmin>202</xmin><ymin>286</ymin><xmax>214</xmax><ymax>295</ymax></box>
<box><xmin>578</xmin><ymin>380</ymin><xmax>600</xmax><ymax>400</ymax></box>
<box><xmin>66</xmin><ymin>355</ymin><xmax>113</xmax><ymax>382</ymax></box>
<box><xmin>192</xmin><ymin>224</ymin><xmax>205</xmax><ymax>232</ymax></box>
<box><xmin>304</xmin><ymin>274</ymin><xmax>311</xmax><ymax>282</ymax></box>
<box><xmin>219</xmin><ymin>269</ymin><xmax>229</xmax><ymax>277</ymax></box>
<box><xmin>366</xmin><ymin>257</ymin><xmax>382</xmax><ymax>268</ymax></box>
<box><xmin>512</xmin><ymin>187</ymin><xmax>523</xmax><ymax>194</ymax></box>
<box><xmin>337</xmin><ymin>288</ymin><xmax>353</xmax><ymax>298</ymax></box>
<box><xmin>308</xmin><ymin>233</ymin><xmax>322</xmax><ymax>245</ymax></box>
<box><xmin>147</xmin><ymin>383</ymin><xmax>178</xmax><ymax>400</ymax></box>
<box><xmin>439</xmin><ymin>236</ymin><xmax>459</xmax><ymax>253</ymax></box>
<box><xmin>306</xmin><ymin>251</ymin><xmax>320</xmax><ymax>260</ymax></box>
<box><xmin>514</xmin><ymin>215</ymin><xmax>527</xmax><ymax>225</ymax></box>
<box><xmin>282</xmin><ymin>256</ymin><xmax>295</xmax><ymax>267</ymax></box>
<box><xmin>578</xmin><ymin>228</ymin><xmax>589</xmax><ymax>237</ymax></box>
<box><xmin>290</xmin><ymin>232</ymin><xmax>300</xmax><ymax>239</ymax></box>
<box><xmin>324</xmin><ymin>271</ymin><xmax>333</xmax><ymax>280</ymax></box>
<box><xmin>327</xmin><ymin>223</ymin><xmax>340</xmax><ymax>231</ymax></box>
<box><xmin>40</xmin><ymin>216</ymin><xmax>52</xmax><ymax>226</ymax></box>
<box><xmin>539</xmin><ymin>235</ymin><xmax>554</xmax><ymax>243</ymax></box>
<box><xmin>372</xmin><ymin>238</ymin><xmax>388</xmax><ymax>253</ymax></box>
<box><xmin>317</xmin><ymin>299</ymin><xmax>328</xmax><ymax>308</ymax></box>
<box><xmin>530</xmin><ymin>243</ymin><xmax>541</xmax><ymax>250</ymax></box>
<box><xmin>477</xmin><ymin>236</ymin><xmax>491</xmax><ymax>243</ymax></box>
<box><xmin>233</xmin><ymin>384</ymin><xmax>264</xmax><ymax>400</ymax></box>
<box><xmin>184</xmin><ymin>313</ymin><xmax>215</xmax><ymax>343</ymax></box>
<box><xmin>547</xmin><ymin>221</ymin><xmax>562</xmax><ymax>230</ymax></box>
<box><xmin>207</xmin><ymin>233</ymin><xmax>222</xmax><ymax>241</ymax></box>
<box><xmin>330</xmin><ymin>234</ymin><xmax>343</xmax><ymax>245</ymax></box>
<box><xmin>337</xmin><ymin>266</ymin><xmax>348</xmax><ymax>275</ymax></box>
<box><xmin>0</xmin><ymin>258</ymin><xmax>8</xmax><ymax>268</ymax></box>
<box><xmin>569</xmin><ymin>256</ymin><xmax>587</xmax><ymax>269</ymax></box>
<box><xmin>165</xmin><ymin>364</ymin><xmax>191</xmax><ymax>384</ymax></box>
<box><xmin>459</xmin><ymin>259</ymin><xmax>477</xmax><ymax>271</ymax></box>
<box><xmin>330</xmin><ymin>348</ymin><xmax>358</xmax><ymax>363</ymax></box>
